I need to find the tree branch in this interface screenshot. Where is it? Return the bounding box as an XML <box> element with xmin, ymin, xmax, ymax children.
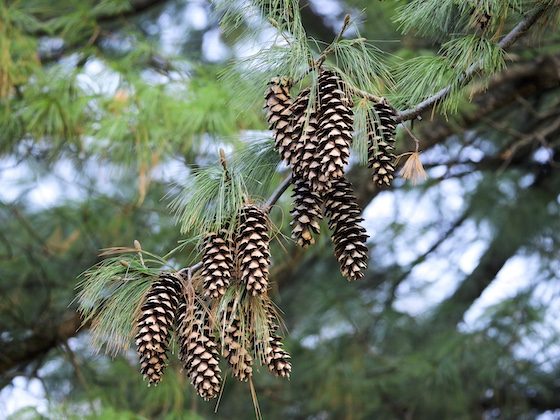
<box><xmin>265</xmin><ymin>174</ymin><xmax>293</xmax><ymax>208</ymax></box>
<box><xmin>396</xmin><ymin>3</ymin><xmax>550</xmax><ymax>122</ymax></box>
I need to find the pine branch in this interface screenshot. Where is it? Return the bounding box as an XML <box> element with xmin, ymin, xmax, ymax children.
<box><xmin>265</xmin><ymin>174</ymin><xmax>293</xmax><ymax>208</ymax></box>
<box><xmin>396</xmin><ymin>3</ymin><xmax>550</xmax><ymax>122</ymax></box>
<box><xmin>177</xmin><ymin>172</ymin><xmax>293</xmax><ymax>277</ymax></box>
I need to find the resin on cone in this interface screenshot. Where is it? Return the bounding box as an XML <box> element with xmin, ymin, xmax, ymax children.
<box><xmin>290</xmin><ymin>89</ymin><xmax>323</xmax><ymax>188</ymax></box>
<box><xmin>314</xmin><ymin>69</ymin><xmax>354</xmax><ymax>191</ymax></box>
<box><xmin>265</xmin><ymin>77</ymin><xmax>298</xmax><ymax>164</ymax></box>
<box><xmin>263</xmin><ymin>303</ymin><xmax>292</xmax><ymax>378</ymax></box>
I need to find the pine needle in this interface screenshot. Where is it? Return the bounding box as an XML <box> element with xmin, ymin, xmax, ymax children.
<box><xmin>353</xmin><ymin>98</ymin><xmax>378</xmax><ymax>165</ymax></box>
<box><xmin>170</xmin><ymin>139</ymin><xmax>283</xmax><ymax>239</ymax></box>
<box><xmin>442</xmin><ymin>35</ymin><xmax>506</xmax><ymax>75</ymax></box>
<box><xmin>76</xmin><ymin>252</ymin><xmax>165</xmax><ymax>355</ymax></box>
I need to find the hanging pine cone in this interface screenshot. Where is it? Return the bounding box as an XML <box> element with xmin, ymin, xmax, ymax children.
<box><xmin>221</xmin><ymin>301</ymin><xmax>253</xmax><ymax>381</ymax></box>
<box><xmin>201</xmin><ymin>230</ymin><xmax>234</xmax><ymax>299</ymax></box>
<box><xmin>262</xmin><ymin>304</ymin><xmax>291</xmax><ymax>378</ymax></box>
<box><xmin>290</xmin><ymin>177</ymin><xmax>322</xmax><ymax>248</ymax></box>
<box><xmin>285</xmin><ymin>88</ymin><xmax>308</xmax><ymax>169</ymax></box>
<box><xmin>368</xmin><ymin>100</ymin><xmax>397</xmax><ymax>188</ymax></box>
<box><xmin>135</xmin><ymin>273</ymin><xmax>182</xmax><ymax>385</ymax></box>
<box><xmin>265</xmin><ymin>77</ymin><xmax>297</xmax><ymax>164</ymax></box>
<box><xmin>324</xmin><ymin>178</ymin><xmax>369</xmax><ymax>280</ymax></box>
<box><xmin>236</xmin><ymin>205</ymin><xmax>270</xmax><ymax>296</ymax></box>
<box><xmin>177</xmin><ymin>299</ymin><xmax>222</xmax><ymax>400</ymax></box>
<box><xmin>289</xmin><ymin>89</ymin><xmax>323</xmax><ymax>189</ymax></box>
<box><xmin>314</xmin><ymin>69</ymin><xmax>354</xmax><ymax>191</ymax></box>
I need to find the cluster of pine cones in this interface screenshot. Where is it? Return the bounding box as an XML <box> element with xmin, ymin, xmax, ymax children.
<box><xmin>265</xmin><ymin>69</ymin><xmax>398</xmax><ymax>280</ymax></box>
<box><xmin>135</xmin><ymin>204</ymin><xmax>290</xmax><ymax>400</ymax></box>
<box><xmin>134</xmin><ymin>69</ymin><xmax>398</xmax><ymax>399</ymax></box>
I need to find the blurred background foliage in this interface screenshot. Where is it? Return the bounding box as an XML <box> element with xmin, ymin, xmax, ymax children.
<box><xmin>1</xmin><ymin>0</ymin><xmax>560</xmax><ymax>419</ymax></box>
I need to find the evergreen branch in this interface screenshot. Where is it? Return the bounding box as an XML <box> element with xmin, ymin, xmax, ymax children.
<box><xmin>315</xmin><ymin>14</ymin><xmax>352</xmax><ymax>68</ymax></box>
<box><xmin>176</xmin><ymin>172</ymin><xmax>293</xmax><ymax>278</ymax></box>
<box><xmin>396</xmin><ymin>3</ymin><xmax>550</xmax><ymax>122</ymax></box>
<box><xmin>265</xmin><ymin>174</ymin><xmax>293</xmax><ymax>208</ymax></box>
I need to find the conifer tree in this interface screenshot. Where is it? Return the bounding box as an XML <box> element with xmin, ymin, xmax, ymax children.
<box><xmin>2</xmin><ymin>0</ymin><xmax>560</xmax><ymax>418</ymax></box>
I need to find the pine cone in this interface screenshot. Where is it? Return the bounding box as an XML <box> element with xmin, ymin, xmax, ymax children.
<box><xmin>368</xmin><ymin>100</ymin><xmax>397</xmax><ymax>188</ymax></box>
<box><xmin>201</xmin><ymin>230</ymin><xmax>234</xmax><ymax>298</ymax></box>
<box><xmin>289</xmin><ymin>89</ymin><xmax>323</xmax><ymax>188</ymax></box>
<box><xmin>236</xmin><ymin>205</ymin><xmax>270</xmax><ymax>296</ymax></box>
<box><xmin>262</xmin><ymin>304</ymin><xmax>291</xmax><ymax>378</ymax></box>
<box><xmin>221</xmin><ymin>301</ymin><xmax>253</xmax><ymax>381</ymax></box>
<box><xmin>290</xmin><ymin>177</ymin><xmax>322</xmax><ymax>247</ymax></box>
<box><xmin>315</xmin><ymin>69</ymin><xmax>354</xmax><ymax>191</ymax></box>
<box><xmin>177</xmin><ymin>299</ymin><xmax>222</xmax><ymax>400</ymax></box>
<box><xmin>324</xmin><ymin>178</ymin><xmax>369</xmax><ymax>280</ymax></box>
<box><xmin>265</xmin><ymin>77</ymin><xmax>296</xmax><ymax>164</ymax></box>
<box><xmin>135</xmin><ymin>273</ymin><xmax>182</xmax><ymax>385</ymax></box>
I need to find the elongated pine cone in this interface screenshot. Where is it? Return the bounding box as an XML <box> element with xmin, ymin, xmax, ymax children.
<box><xmin>265</xmin><ymin>77</ymin><xmax>297</xmax><ymax>164</ymax></box>
<box><xmin>285</xmin><ymin>88</ymin><xmax>309</xmax><ymax>169</ymax></box>
<box><xmin>290</xmin><ymin>177</ymin><xmax>322</xmax><ymax>247</ymax></box>
<box><xmin>221</xmin><ymin>302</ymin><xmax>253</xmax><ymax>381</ymax></box>
<box><xmin>289</xmin><ymin>89</ymin><xmax>323</xmax><ymax>188</ymax></box>
<box><xmin>177</xmin><ymin>299</ymin><xmax>222</xmax><ymax>400</ymax></box>
<box><xmin>236</xmin><ymin>205</ymin><xmax>271</xmax><ymax>296</ymax></box>
<box><xmin>368</xmin><ymin>100</ymin><xmax>397</xmax><ymax>187</ymax></box>
<box><xmin>314</xmin><ymin>69</ymin><xmax>354</xmax><ymax>191</ymax></box>
<box><xmin>201</xmin><ymin>230</ymin><xmax>234</xmax><ymax>298</ymax></box>
<box><xmin>135</xmin><ymin>273</ymin><xmax>182</xmax><ymax>384</ymax></box>
<box><xmin>263</xmin><ymin>304</ymin><xmax>292</xmax><ymax>378</ymax></box>
<box><xmin>324</xmin><ymin>178</ymin><xmax>369</xmax><ymax>280</ymax></box>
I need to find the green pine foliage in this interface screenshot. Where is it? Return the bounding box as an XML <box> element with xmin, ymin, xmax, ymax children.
<box><xmin>77</xmin><ymin>250</ymin><xmax>167</xmax><ymax>354</ymax></box>
<box><xmin>2</xmin><ymin>0</ymin><xmax>560</xmax><ymax>418</ymax></box>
